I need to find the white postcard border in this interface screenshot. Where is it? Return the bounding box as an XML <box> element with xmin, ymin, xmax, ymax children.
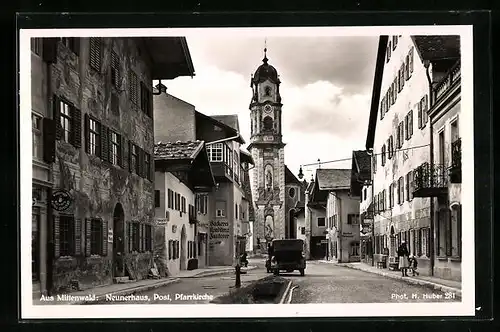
<box><xmin>20</xmin><ymin>25</ymin><xmax>475</xmax><ymax>319</ymax></box>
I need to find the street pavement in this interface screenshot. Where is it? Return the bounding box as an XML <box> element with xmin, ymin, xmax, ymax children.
<box><xmin>289</xmin><ymin>260</ymin><xmax>460</xmax><ymax>303</ymax></box>
<box><xmin>99</xmin><ymin>259</ymin><xmax>460</xmax><ymax>304</ymax></box>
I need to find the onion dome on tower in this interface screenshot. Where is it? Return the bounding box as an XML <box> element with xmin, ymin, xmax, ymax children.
<box><xmin>251</xmin><ymin>47</ymin><xmax>281</xmax><ymax>85</ymax></box>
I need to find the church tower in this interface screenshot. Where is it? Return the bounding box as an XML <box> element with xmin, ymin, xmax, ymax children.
<box><xmin>248</xmin><ymin>47</ymin><xmax>286</xmax><ymax>253</ymax></box>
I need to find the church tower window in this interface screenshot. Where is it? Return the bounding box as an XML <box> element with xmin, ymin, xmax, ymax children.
<box><xmin>263</xmin><ymin>116</ymin><xmax>273</xmax><ymax>131</ymax></box>
<box><xmin>264</xmin><ymin>86</ymin><xmax>271</xmax><ymax>96</ymax></box>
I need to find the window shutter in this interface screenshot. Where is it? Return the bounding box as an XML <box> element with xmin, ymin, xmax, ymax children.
<box><xmin>139</xmin><ymin>148</ymin><xmax>145</xmax><ymax>178</ymax></box>
<box><xmin>405</xmin><ymin>55</ymin><xmax>410</xmax><ymax>80</ymax></box>
<box><xmin>417</xmin><ymin>102</ymin><xmax>422</xmax><ymax>129</ymax></box>
<box><xmin>400</xmin><ymin>64</ymin><xmax>405</xmax><ymax>90</ymax></box>
<box><xmin>409</xmin><ymin>47</ymin><xmax>414</xmax><ymax>74</ymax></box>
<box><xmin>423</xmin><ymin>94</ymin><xmax>429</xmax><ymax>124</ymax></box>
<box><xmin>404</xmin><ymin>115</ymin><xmax>408</xmax><ymax>140</ymax></box>
<box><xmin>53</xmin><ymin>215</ymin><xmax>60</xmax><ymax>258</ymax></box>
<box><xmin>70</xmin><ymin>107</ymin><xmax>82</xmax><ymax>148</ymax></box>
<box><xmin>128</xmin><ymin>141</ymin><xmax>133</xmax><ymax>172</ymax></box>
<box><xmin>42</xmin><ymin>118</ymin><xmax>56</xmax><ymax>163</ymax></box>
<box><xmin>53</xmin><ymin>95</ymin><xmax>62</xmax><ymax>140</ymax></box>
<box><xmin>393</xmin><ymin>80</ymin><xmax>397</xmax><ymax>102</ymax></box>
<box><xmin>102</xmin><ymin>219</ymin><xmax>108</xmax><ymax>256</ymax></box>
<box><xmin>75</xmin><ymin>218</ymin><xmax>82</xmax><ymax>256</ymax></box>
<box><xmin>85</xmin><ymin>218</ymin><xmax>91</xmax><ymax>257</ymax></box>
<box><xmin>409</xmin><ymin>110</ymin><xmax>413</xmax><ymax>136</ymax></box>
<box><xmin>42</xmin><ymin>38</ymin><xmax>58</xmax><ymax>63</ymax></box>
<box><xmin>119</xmin><ymin>135</ymin><xmax>126</xmax><ymax>168</ymax></box>
<box><xmin>128</xmin><ymin>222</ymin><xmax>133</xmax><ymax>252</ymax></box>
<box><xmin>139</xmin><ymin>223</ymin><xmax>144</xmax><ymax>252</ymax></box>
<box><xmin>89</xmin><ymin>37</ymin><xmax>102</xmax><ymax>71</ymax></box>
<box><xmin>100</xmin><ymin>125</ymin><xmax>109</xmax><ymax>162</ymax></box>
<box><xmin>84</xmin><ymin>113</ymin><xmax>90</xmax><ymax>154</ymax></box>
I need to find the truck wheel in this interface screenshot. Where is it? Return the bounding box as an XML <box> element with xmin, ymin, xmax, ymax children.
<box><xmin>299</xmin><ymin>269</ymin><xmax>305</xmax><ymax>276</ymax></box>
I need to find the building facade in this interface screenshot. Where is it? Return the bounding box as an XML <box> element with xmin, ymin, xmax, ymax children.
<box><xmin>303</xmin><ymin>180</ymin><xmax>315</xmax><ymax>259</ymax></box>
<box><xmin>153</xmin><ymin>92</ymin><xmax>254</xmax><ymax>266</ymax></box>
<box><xmin>248</xmin><ymin>49</ymin><xmax>286</xmax><ymax>253</ymax></box>
<box><xmin>30</xmin><ymin>36</ymin><xmax>194</xmax><ymax>296</ymax></box>
<box><xmin>154</xmin><ymin>141</ymin><xmax>215</xmax><ymax>276</ymax></box>
<box><xmin>366</xmin><ymin>35</ymin><xmax>461</xmax><ymax>277</ymax></box>
<box><xmin>416</xmin><ymin>49</ymin><xmax>461</xmax><ymax>281</ymax></box>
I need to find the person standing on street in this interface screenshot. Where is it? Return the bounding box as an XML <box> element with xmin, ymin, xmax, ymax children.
<box><xmin>397</xmin><ymin>240</ymin><xmax>410</xmax><ymax>277</ymax></box>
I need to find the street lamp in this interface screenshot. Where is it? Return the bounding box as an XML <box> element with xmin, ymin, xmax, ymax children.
<box><xmin>298</xmin><ymin>165</ymin><xmax>304</xmax><ymax>179</ymax></box>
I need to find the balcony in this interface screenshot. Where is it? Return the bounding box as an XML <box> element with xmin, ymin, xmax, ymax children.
<box><xmin>432</xmin><ymin>60</ymin><xmax>461</xmax><ymax>104</ymax></box>
<box><xmin>449</xmin><ymin>138</ymin><xmax>462</xmax><ymax>183</ymax></box>
<box><xmin>413</xmin><ymin>162</ymin><xmax>448</xmax><ymax>197</ymax></box>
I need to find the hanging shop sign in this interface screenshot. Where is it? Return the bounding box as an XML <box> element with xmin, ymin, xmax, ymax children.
<box><xmin>51</xmin><ymin>190</ymin><xmax>72</xmax><ymax>211</ymax></box>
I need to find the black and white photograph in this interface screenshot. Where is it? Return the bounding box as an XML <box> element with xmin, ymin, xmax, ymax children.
<box><xmin>20</xmin><ymin>25</ymin><xmax>474</xmax><ymax>319</ymax></box>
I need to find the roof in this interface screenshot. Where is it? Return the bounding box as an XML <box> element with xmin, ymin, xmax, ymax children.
<box><xmin>210</xmin><ymin>115</ymin><xmax>240</xmax><ymax>133</ymax></box>
<box><xmin>352</xmin><ymin>150</ymin><xmax>371</xmax><ymax>174</ymax></box>
<box><xmin>316</xmin><ymin>168</ymin><xmax>351</xmax><ymax>190</ymax></box>
<box><xmin>411</xmin><ymin>36</ymin><xmax>461</xmax><ymax>62</ymax></box>
<box><xmin>154</xmin><ymin>140</ymin><xmax>204</xmax><ymax>160</ymax></box>
<box><xmin>195</xmin><ymin>112</ymin><xmax>245</xmax><ymax>145</ymax></box>
<box><xmin>285</xmin><ymin>165</ymin><xmax>303</xmax><ymax>186</ymax></box>
<box><xmin>239</xmin><ymin>149</ymin><xmax>255</xmax><ymax>165</ymax></box>
<box><xmin>252</xmin><ymin>52</ymin><xmax>280</xmax><ymax>85</ymax></box>
<box><xmin>306</xmin><ymin>181</ymin><xmax>315</xmax><ymax>194</ymax></box>
<box><xmin>365</xmin><ymin>35</ymin><xmax>389</xmax><ymax>151</ymax></box>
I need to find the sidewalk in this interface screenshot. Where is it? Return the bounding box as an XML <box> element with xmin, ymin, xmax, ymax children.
<box><xmin>320</xmin><ymin>260</ymin><xmax>462</xmax><ymax>298</ymax></box>
<box><xmin>33</xmin><ymin>265</ymin><xmax>257</xmax><ymax>305</ymax></box>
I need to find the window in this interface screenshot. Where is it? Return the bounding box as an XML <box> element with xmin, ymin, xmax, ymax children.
<box><xmin>317</xmin><ymin>217</ymin><xmax>326</xmax><ymax>227</ymax></box>
<box><xmin>398</xmin><ymin>177</ymin><xmax>404</xmax><ymax>204</ymax></box>
<box><xmin>181</xmin><ymin>196</ymin><xmax>186</xmax><ymax>213</ymax></box>
<box><xmin>154</xmin><ymin>190</ymin><xmax>160</xmax><ymax>208</ymax></box>
<box><xmin>174</xmin><ymin>193</ymin><xmax>179</xmax><ymax>211</ymax></box>
<box><xmin>130</xmin><ymin>143</ymin><xmax>138</xmax><ymax>174</ymax></box>
<box><xmin>60</xmin><ymin>100</ymin><xmax>72</xmax><ymax>143</ymax></box>
<box><xmin>88</xmin><ymin>118</ymin><xmax>100</xmax><ymax>156</ymax></box>
<box><xmin>438</xmin><ymin>130</ymin><xmax>446</xmax><ymax>164</ymax></box>
<box><xmin>405</xmin><ymin>54</ymin><xmax>410</xmax><ymax>80</ymax></box>
<box><xmin>32</xmin><ymin>113</ymin><xmax>43</xmax><ymax>160</ymax></box>
<box><xmin>363</xmin><ymin>188</ymin><xmax>367</xmax><ymax>201</ymax></box>
<box><xmin>347</xmin><ymin>214</ymin><xmax>359</xmax><ymax>225</ymax></box>
<box><xmin>409</xmin><ymin>47</ymin><xmax>414</xmax><ymax>75</ymax></box>
<box><xmin>373</xmin><ymin>152</ymin><xmax>377</xmax><ymax>173</ymax></box>
<box><xmin>263</xmin><ymin>116</ymin><xmax>273</xmax><ymax>131</ymax></box>
<box><xmin>289</xmin><ymin>187</ymin><xmax>296</xmax><ymax>198</ymax></box>
<box><xmin>392</xmin><ymin>36</ymin><xmax>398</xmax><ymax>49</ymax></box>
<box><xmin>235</xmin><ymin>204</ymin><xmax>238</xmax><ymax>219</ymax></box>
<box><xmin>59</xmin><ymin>216</ymin><xmax>75</xmax><ymax>257</ymax></box>
<box><xmin>380</xmin><ymin>98</ymin><xmax>385</xmax><ymax>120</ymax></box>
<box><xmin>301</xmin><ymin>227</ymin><xmax>306</xmax><ymax>235</ymax></box>
<box><xmin>399</xmin><ymin>64</ymin><xmax>405</xmax><ymax>91</ymax></box>
<box><xmin>31</xmin><ymin>38</ymin><xmax>42</xmax><ymax>56</ymax></box>
<box><xmin>386</xmin><ymin>41</ymin><xmax>392</xmax><ymax>62</ymax></box>
<box><xmin>110</xmin><ymin>51</ymin><xmax>121</xmax><ymax>88</ymax></box>
<box><xmin>140</xmin><ymin>82</ymin><xmax>152</xmax><ymax>117</ymax></box>
<box><xmin>216</xmin><ymin>201</ymin><xmax>226</xmax><ymax>217</ymax></box>
<box><xmin>129</xmin><ymin>71</ymin><xmax>138</xmax><ymax>105</ymax></box>
<box><xmin>144</xmin><ymin>153</ymin><xmax>151</xmax><ymax>180</ymax></box>
<box><xmin>131</xmin><ymin>222</ymin><xmax>140</xmax><ymax>252</ymax></box>
<box><xmin>398</xmin><ymin>122</ymin><xmax>404</xmax><ymax>148</ymax></box>
<box><xmin>382</xmin><ymin>189</ymin><xmax>386</xmax><ymax>211</ymax></box>
<box><xmin>90</xmin><ymin>219</ymin><xmax>103</xmax><ymax>255</ymax></box>
<box><xmin>389</xmin><ymin>183</ymin><xmax>394</xmax><ymax>208</ymax></box>
<box><xmin>60</xmin><ymin>37</ymin><xmax>80</xmax><ymax>55</ymax></box>
<box><xmin>109</xmin><ymin>131</ymin><xmax>120</xmax><ymax>165</ymax></box>
<box><xmin>167</xmin><ymin>189</ymin><xmax>173</xmax><ymax>209</ymax></box>
<box><xmin>196</xmin><ymin>194</ymin><xmax>208</xmax><ymax>214</ymax></box>
<box><xmin>89</xmin><ymin>37</ymin><xmax>103</xmax><ymax>71</ymax></box>
<box><xmin>418</xmin><ymin>95</ymin><xmax>429</xmax><ymax>129</ymax></box>
<box><xmin>381</xmin><ymin>144</ymin><xmax>386</xmax><ymax>166</ymax></box>
<box><xmin>264</xmin><ymin>86</ymin><xmax>271</xmax><ymax>96</ymax></box>
<box><xmin>351</xmin><ymin>242</ymin><xmax>360</xmax><ymax>256</ymax></box>
<box><xmin>387</xmin><ymin>135</ymin><xmax>394</xmax><ymax>159</ymax></box>
<box><xmin>207</xmin><ymin>143</ymin><xmax>223</xmax><ymax>162</ymax></box>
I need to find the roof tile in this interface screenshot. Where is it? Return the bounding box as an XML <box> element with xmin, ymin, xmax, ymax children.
<box><xmin>154</xmin><ymin>140</ymin><xmax>204</xmax><ymax>160</ymax></box>
<box><xmin>316</xmin><ymin>168</ymin><xmax>351</xmax><ymax>190</ymax></box>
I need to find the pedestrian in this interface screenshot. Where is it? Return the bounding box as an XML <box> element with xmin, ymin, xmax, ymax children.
<box><xmin>240</xmin><ymin>252</ymin><xmax>248</xmax><ymax>267</ymax></box>
<box><xmin>408</xmin><ymin>255</ymin><xmax>419</xmax><ymax>276</ymax></box>
<box><xmin>397</xmin><ymin>240</ymin><xmax>410</xmax><ymax>277</ymax></box>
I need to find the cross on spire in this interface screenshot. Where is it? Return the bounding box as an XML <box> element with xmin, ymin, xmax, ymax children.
<box><xmin>263</xmin><ymin>38</ymin><xmax>268</xmax><ymax>64</ymax></box>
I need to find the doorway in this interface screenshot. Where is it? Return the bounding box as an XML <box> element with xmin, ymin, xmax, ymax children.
<box><xmin>289</xmin><ymin>209</ymin><xmax>296</xmax><ymax>239</ymax></box>
<box><xmin>32</xmin><ymin>208</ymin><xmax>40</xmax><ymax>282</ymax></box>
<box><xmin>180</xmin><ymin>225</ymin><xmax>187</xmax><ymax>270</ymax></box>
<box><xmin>113</xmin><ymin>203</ymin><xmax>125</xmax><ymax>277</ymax></box>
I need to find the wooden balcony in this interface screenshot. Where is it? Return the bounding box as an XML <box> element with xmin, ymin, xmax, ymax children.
<box><xmin>449</xmin><ymin>138</ymin><xmax>462</xmax><ymax>184</ymax></box>
<box><xmin>413</xmin><ymin>162</ymin><xmax>449</xmax><ymax>197</ymax></box>
<box><xmin>432</xmin><ymin>60</ymin><xmax>461</xmax><ymax>104</ymax></box>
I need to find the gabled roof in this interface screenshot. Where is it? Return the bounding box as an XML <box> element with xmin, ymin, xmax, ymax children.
<box><xmin>316</xmin><ymin>168</ymin><xmax>351</xmax><ymax>190</ymax></box>
<box><xmin>154</xmin><ymin>140</ymin><xmax>204</xmax><ymax>160</ymax></box>
<box><xmin>285</xmin><ymin>165</ymin><xmax>303</xmax><ymax>186</ymax></box>
<box><xmin>210</xmin><ymin>114</ymin><xmax>240</xmax><ymax>133</ymax></box>
<box><xmin>195</xmin><ymin>111</ymin><xmax>245</xmax><ymax>144</ymax></box>
<box><xmin>411</xmin><ymin>36</ymin><xmax>461</xmax><ymax>62</ymax></box>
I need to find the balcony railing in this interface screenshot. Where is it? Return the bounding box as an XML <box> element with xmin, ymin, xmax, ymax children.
<box><xmin>413</xmin><ymin>162</ymin><xmax>449</xmax><ymax>197</ymax></box>
<box><xmin>449</xmin><ymin>138</ymin><xmax>462</xmax><ymax>183</ymax></box>
<box><xmin>433</xmin><ymin>60</ymin><xmax>461</xmax><ymax>103</ymax></box>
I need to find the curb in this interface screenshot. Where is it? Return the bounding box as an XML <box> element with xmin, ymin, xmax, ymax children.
<box><xmin>278</xmin><ymin>280</ymin><xmax>293</xmax><ymax>304</ymax></box>
<box><xmin>338</xmin><ymin>263</ymin><xmax>462</xmax><ymax>298</ymax></box>
<box><xmin>79</xmin><ymin>278</ymin><xmax>181</xmax><ymax>305</ymax></box>
<box><xmin>185</xmin><ymin>266</ymin><xmax>258</xmax><ymax>279</ymax></box>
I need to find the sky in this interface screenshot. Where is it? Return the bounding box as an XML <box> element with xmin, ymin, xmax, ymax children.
<box><xmin>162</xmin><ymin>34</ymin><xmax>379</xmax><ymax>181</ymax></box>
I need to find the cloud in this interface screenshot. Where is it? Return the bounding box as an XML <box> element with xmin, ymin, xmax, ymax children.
<box><xmin>186</xmin><ymin>36</ymin><xmax>379</xmax><ymax>95</ymax></box>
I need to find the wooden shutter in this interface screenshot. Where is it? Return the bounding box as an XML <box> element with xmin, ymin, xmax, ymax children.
<box><xmin>102</xmin><ymin>219</ymin><xmax>108</xmax><ymax>256</ymax></box>
<box><xmin>400</xmin><ymin>64</ymin><xmax>405</xmax><ymax>90</ymax></box>
<box><xmin>42</xmin><ymin>38</ymin><xmax>58</xmax><ymax>63</ymax></box>
<box><xmin>409</xmin><ymin>110</ymin><xmax>413</xmax><ymax>136</ymax></box>
<box><xmin>75</xmin><ymin>218</ymin><xmax>82</xmax><ymax>256</ymax></box>
<box><xmin>119</xmin><ymin>135</ymin><xmax>126</xmax><ymax>168</ymax></box>
<box><xmin>139</xmin><ymin>223</ymin><xmax>144</xmax><ymax>252</ymax></box>
<box><xmin>405</xmin><ymin>55</ymin><xmax>410</xmax><ymax>80</ymax></box>
<box><xmin>128</xmin><ymin>221</ymin><xmax>133</xmax><ymax>252</ymax></box>
<box><xmin>409</xmin><ymin>47</ymin><xmax>414</xmax><ymax>74</ymax></box>
<box><xmin>84</xmin><ymin>113</ymin><xmax>90</xmax><ymax>154</ymax></box>
<box><xmin>128</xmin><ymin>141</ymin><xmax>133</xmax><ymax>172</ymax></box>
<box><xmin>89</xmin><ymin>37</ymin><xmax>102</xmax><ymax>71</ymax></box>
<box><xmin>42</xmin><ymin>118</ymin><xmax>56</xmax><ymax>163</ymax></box>
<box><xmin>417</xmin><ymin>101</ymin><xmax>422</xmax><ymax>129</ymax></box>
<box><xmin>70</xmin><ymin>107</ymin><xmax>82</xmax><ymax>148</ymax></box>
<box><xmin>423</xmin><ymin>94</ymin><xmax>429</xmax><ymax>124</ymax></box>
<box><xmin>53</xmin><ymin>95</ymin><xmax>62</xmax><ymax>140</ymax></box>
<box><xmin>138</xmin><ymin>148</ymin><xmax>145</xmax><ymax>178</ymax></box>
<box><xmin>53</xmin><ymin>215</ymin><xmax>60</xmax><ymax>258</ymax></box>
<box><xmin>85</xmin><ymin>218</ymin><xmax>91</xmax><ymax>256</ymax></box>
<box><xmin>100</xmin><ymin>124</ymin><xmax>109</xmax><ymax>161</ymax></box>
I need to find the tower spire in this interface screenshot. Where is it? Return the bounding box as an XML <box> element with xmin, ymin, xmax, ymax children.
<box><xmin>263</xmin><ymin>38</ymin><xmax>268</xmax><ymax>64</ymax></box>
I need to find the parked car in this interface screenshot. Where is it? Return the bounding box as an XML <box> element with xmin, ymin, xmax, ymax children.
<box><xmin>268</xmin><ymin>239</ymin><xmax>306</xmax><ymax>276</ymax></box>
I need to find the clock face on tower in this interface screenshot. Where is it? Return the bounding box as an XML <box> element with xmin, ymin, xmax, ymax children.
<box><xmin>264</xmin><ymin>105</ymin><xmax>272</xmax><ymax>114</ymax></box>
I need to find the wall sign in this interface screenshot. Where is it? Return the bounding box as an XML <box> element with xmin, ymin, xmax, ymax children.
<box><xmin>108</xmin><ymin>228</ymin><xmax>113</xmax><ymax>243</ymax></box>
<box><xmin>210</xmin><ymin>220</ymin><xmax>230</xmax><ymax>240</ymax></box>
<box><xmin>156</xmin><ymin>218</ymin><xmax>168</xmax><ymax>226</ymax></box>
<box><xmin>51</xmin><ymin>190</ymin><xmax>72</xmax><ymax>211</ymax></box>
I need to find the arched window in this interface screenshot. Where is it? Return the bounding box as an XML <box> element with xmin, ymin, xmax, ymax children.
<box><xmin>264</xmin><ymin>86</ymin><xmax>271</xmax><ymax>96</ymax></box>
<box><xmin>289</xmin><ymin>187</ymin><xmax>296</xmax><ymax>198</ymax></box>
<box><xmin>263</xmin><ymin>116</ymin><xmax>273</xmax><ymax>131</ymax></box>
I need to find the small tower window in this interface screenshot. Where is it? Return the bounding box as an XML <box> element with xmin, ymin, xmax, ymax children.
<box><xmin>289</xmin><ymin>187</ymin><xmax>296</xmax><ymax>198</ymax></box>
<box><xmin>264</xmin><ymin>86</ymin><xmax>271</xmax><ymax>96</ymax></box>
<box><xmin>263</xmin><ymin>116</ymin><xmax>273</xmax><ymax>131</ymax></box>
